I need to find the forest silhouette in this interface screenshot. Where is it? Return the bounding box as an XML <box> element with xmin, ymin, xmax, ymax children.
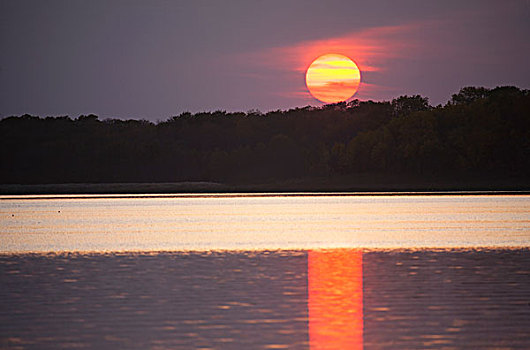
<box><xmin>1</xmin><ymin>86</ymin><xmax>529</xmax><ymax>191</ymax></box>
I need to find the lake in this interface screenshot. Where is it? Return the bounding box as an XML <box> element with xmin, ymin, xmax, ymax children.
<box><xmin>1</xmin><ymin>194</ymin><xmax>529</xmax><ymax>349</ymax></box>
<box><xmin>2</xmin><ymin>193</ymin><xmax>529</xmax><ymax>252</ymax></box>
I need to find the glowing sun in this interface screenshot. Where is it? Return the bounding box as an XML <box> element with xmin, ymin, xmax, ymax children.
<box><xmin>305</xmin><ymin>54</ymin><xmax>361</xmax><ymax>103</ymax></box>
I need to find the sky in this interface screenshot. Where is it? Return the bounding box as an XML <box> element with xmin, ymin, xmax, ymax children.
<box><xmin>1</xmin><ymin>0</ymin><xmax>529</xmax><ymax>121</ymax></box>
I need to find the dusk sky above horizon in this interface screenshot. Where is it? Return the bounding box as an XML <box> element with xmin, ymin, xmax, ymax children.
<box><xmin>1</xmin><ymin>0</ymin><xmax>529</xmax><ymax>121</ymax></box>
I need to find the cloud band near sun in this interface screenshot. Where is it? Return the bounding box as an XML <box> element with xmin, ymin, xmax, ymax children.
<box><xmin>237</xmin><ymin>23</ymin><xmax>422</xmax><ymax>103</ymax></box>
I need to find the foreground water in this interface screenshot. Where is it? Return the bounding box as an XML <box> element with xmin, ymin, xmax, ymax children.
<box><xmin>1</xmin><ymin>249</ymin><xmax>529</xmax><ymax>349</ymax></box>
<box><xmin>1</xmin><ymin>194</ymin><xmax>529</xmax><ymax>349</ymax></box>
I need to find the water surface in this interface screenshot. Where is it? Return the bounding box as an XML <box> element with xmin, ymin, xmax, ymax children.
<box><xmin>1</xmin><ymin>249</ymin><xmax>529</xmax><ymax>349</ymax></box>
<box><xmin>1</xmin><ymin>194</ymin><xmax>529</xmax><ymax>349</ymax></box>
<box><xmin>1</xmin><ymin>194</ymin><xmax>528</xmax><ymax>252</ymax></box>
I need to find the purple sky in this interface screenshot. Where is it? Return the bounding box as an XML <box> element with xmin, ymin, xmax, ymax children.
<box><xmin>1</xmin><ymin>0</ymin><xmax>529</xmax><ymax>121</ymax></box>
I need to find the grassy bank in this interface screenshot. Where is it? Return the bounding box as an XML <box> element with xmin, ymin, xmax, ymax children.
<box><xmin>1</xmin><ymin>173</ymin><xmax>529</xmax><ymax>195</ymax></box>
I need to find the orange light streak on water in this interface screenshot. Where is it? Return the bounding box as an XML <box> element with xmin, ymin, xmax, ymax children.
<box><xmin>308</xmin><ymin>249</ymin><xmax>363</xmax><ymax>350</ymax></box>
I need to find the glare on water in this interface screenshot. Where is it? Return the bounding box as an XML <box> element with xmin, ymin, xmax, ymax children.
<box><xmin>1</xmin><ymin>194</ymin><xmax>529</xmax><ymax>253</ymax></box>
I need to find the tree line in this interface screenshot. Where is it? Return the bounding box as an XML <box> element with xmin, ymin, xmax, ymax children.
<box><xmin>1</xmin><ymin>86</ymin><xmax>529</xmax><ymax>185</ymax></box>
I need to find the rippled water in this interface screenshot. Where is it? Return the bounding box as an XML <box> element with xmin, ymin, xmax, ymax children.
<box><xmin>1</xmin><ymin>194</ymin><xmax>529</xmax><ymax>349</ymax></box>
<box><xmin>1</xmin><ymin>194</ymin><xmax>529</xmax><ymax>252</ymax></box>
<box><xmin>1</xmin><ymin>249</ymin><xmax>529</xmax><ymax>349</ymax></box>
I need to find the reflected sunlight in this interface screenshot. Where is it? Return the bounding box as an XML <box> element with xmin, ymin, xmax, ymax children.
<box><xmin>308</xmin><ymin>249</ymin><xmax>363</xmax><ymax>350</ymax></box>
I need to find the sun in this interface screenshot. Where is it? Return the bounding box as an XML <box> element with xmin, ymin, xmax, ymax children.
<box><xmin>305</xmin><ymin>54</ymin><xmax>361</xmax><ymax>103</ymax></box>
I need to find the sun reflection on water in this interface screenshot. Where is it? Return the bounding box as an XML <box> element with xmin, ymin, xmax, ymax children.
<box><xmin>308</xmin><ymin>249</ymin><xmax>363</xmax><ymax>349</ymax></box>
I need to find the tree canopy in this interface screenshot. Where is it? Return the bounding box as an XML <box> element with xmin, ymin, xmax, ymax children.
<box><xmin>1</xmin><ymin>86</ymin><xmax>529</xmax><ymax>185</ymax></box>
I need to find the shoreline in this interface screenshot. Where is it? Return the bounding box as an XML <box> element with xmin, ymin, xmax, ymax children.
<box><xmin>2</xmin><ymin>190</ymin><xmax>530</xmax><ymax>201</ymax></box>
<box><xmin>1</xmin><ymin>174</ymin><xmax>529</xmax><ymax>195</ymax></box>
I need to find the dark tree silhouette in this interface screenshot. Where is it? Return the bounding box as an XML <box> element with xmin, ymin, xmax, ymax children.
<box><xmin>1</xmin><ymin>86</ymin><xmax>528</xmax><ymax>187</ymax></box>
<box><xmin>450</xmin><ymin>87</ymin><xmax>491</xmax><ymax>105</ymax></box>
<box><xmin>391</xmin><ymin>95</ymin><xmax>430</xmax><ymax>117</ymax></box>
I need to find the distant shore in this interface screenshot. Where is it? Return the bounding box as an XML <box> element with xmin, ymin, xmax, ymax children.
<box><xmin>1</xmin><ymin>173</ymin><xmax>529</xmax><ymax>195</ymax></box>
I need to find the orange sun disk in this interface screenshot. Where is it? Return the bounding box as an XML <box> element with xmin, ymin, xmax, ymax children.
<box><xmin>306</xmin><ymin>54</ymin><xmax>361</xmax><ymax>103</ymax></box>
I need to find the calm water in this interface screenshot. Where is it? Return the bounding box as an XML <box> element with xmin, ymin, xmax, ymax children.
<box><xmin>1</xmin><ymin>194</ymin><xmax>528</xmax><ymax>252</ymax></box>
<box><xmin>1</xmin><ymin>194</ymin><xmax>529</xmax><ymax>349</ymax></box>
